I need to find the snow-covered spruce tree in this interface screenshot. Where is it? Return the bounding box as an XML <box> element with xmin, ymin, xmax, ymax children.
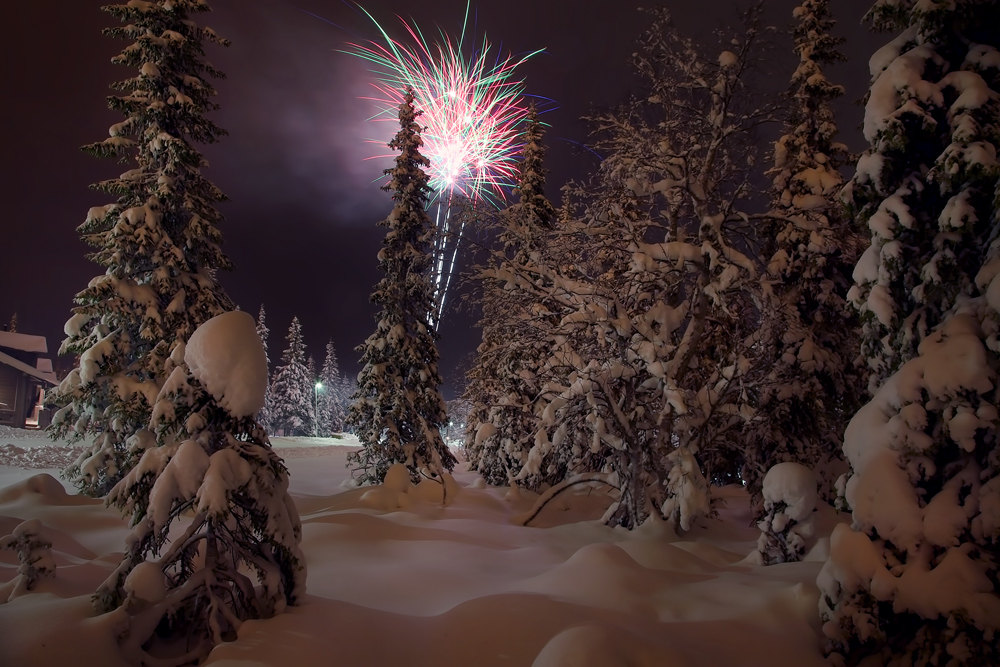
<box><xmin>845</xmin><ymin>0</ymin><xmax>1000</xmax><ymax>390</ymax></box>
<box><xmin>819</xmin><ymin>1</ymin><xmax>1000</xmax><ymax>664</ymax></box>
<box><xmin>98</xmin><ymin>311</ymin><xmax>304</xmax><ymax>665</ymax></box>
<box><xmin>268</xmin><ymin>317</ymin><xmax>314</xmax><ymax>437</ymax></box>
<box><xmin>50</xmin><ymin>0</ymin><xmax>234</xmax><ymax>497</ymax></box>
<box><xmin>255</xmin><ymin>304</ymin><xmax>274</xmax><ymax>431</ymax></box>
<box><xmin>464</xmin><ymin>105</ymin><xmax>561</xmax><ymax>488</ymax></box>
<box><xmin>492</xmin><ymin>7</ymin><xmax>776</xmax><ymax>529</ymax></box>
<box><xmin>347</xmin><ymin>88</ymin><xmax>457</xmax><ymax>485</ymax></box>
<box><xmin>317</xmin><ymin>339</ymin><xmax>346</xmax><ymax>436</ymax></box>
<box><xmin>742</xmin><ymin>0</ymin><xmax>866</xmax><ymax>518</ymax></box>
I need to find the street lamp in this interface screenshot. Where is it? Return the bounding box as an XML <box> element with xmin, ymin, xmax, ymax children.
<box><xmin>313</xmin><ymin>381</ymin><xmax>323</xmax><ymax>436</ymax></box>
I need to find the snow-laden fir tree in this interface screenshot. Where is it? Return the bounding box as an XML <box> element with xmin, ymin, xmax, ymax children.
<box><xmin>268</xmin><ymin>317</ymin><xmax>314</xmax><ymax>437</ymax></box>
<box><xmin>98</xmin><ymin>311</ymin><xmax>304</xmax><ymax>665</ymax></box>
<box><xmin>347</xmin><ymin>88</ymin><xmax>456</xmax><ymax>485</ymax></box>
<box><xmin>489</xmin><ymin>7</ymin><xmax>776</xmax><ymax>529</ymax></box>
<box><xmin>742</xmin><ymin>0</ymin><xmax>866</xmax><ymax>519</ymax></box>
<box><xmin>464</xmin><ymin>105</ymin><xmax>561</xmax><ymax>488</ymax></box>
<box><xmin>316</xmin><ymin>339</ymin><xmax>346</xmax><ymax>436</ymax></box>
<box><xmin>819</xmin><ymin>1</ymin><xmax>1000</xmax><ymax>663</ymax></box>
<box><xmin>255</xmin><ymin>304</ymin><xmax>274</xmax><ymax>431</ymax></box>
<box><xmin>845</xmin><ymin>0</ymin><xmax>1000</xmax><ymax>390</ymax></box>
<box><xmin>306</xmin><ymin>354</ymin><xmax>318</xmax><ymax>435</ymax></box>
<box><xmin>50</xmin><ymin>0</ymin><xmax>234</xmax><ymax>497</ymax></box>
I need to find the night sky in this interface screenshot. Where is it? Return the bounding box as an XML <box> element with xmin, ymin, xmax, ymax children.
<box><xmin>0</xmin><ymin>0</ymin><xmax>881</xmax><ymax>396</ymax></box>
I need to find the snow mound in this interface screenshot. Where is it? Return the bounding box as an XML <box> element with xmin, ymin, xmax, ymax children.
<box><xmin>357</xmin><ymin>467</ymin><xmax>460</xmax><ymax>511</ymax></box>
<box><xmin>124</xmin><ymin>561</ymin><xmax>167</xmax><ymax>603</ymax></box>
<box><xmin>0</xmin><ymin>474</ymin><xmax>74</xmax><ymax>505</ymax></box>
<box><xmin>533</xmin><ymin>624</ymin><xmax>688</xmax><ymax>667</ymax></box>
<box><xmin>184</xmin><ymin>310</ymin><xmax>268</xmax><ymax>418</ymax></box>
<box><xmin>382</xmin><ymin>463</ymin><xmax>411</xmax><ymax>493</ymax></box>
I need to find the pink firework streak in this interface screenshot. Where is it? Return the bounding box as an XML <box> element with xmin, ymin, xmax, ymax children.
<box><xmin>347</xmin><ymin>6</ymin><xmax>541</xmax><ymax>205</ymax></box>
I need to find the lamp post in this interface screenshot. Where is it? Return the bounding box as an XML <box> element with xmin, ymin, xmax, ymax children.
<box><xmin>313</xmin><ymin>381</ymin><xmax>323</xmax><ymax>437</ymax></box>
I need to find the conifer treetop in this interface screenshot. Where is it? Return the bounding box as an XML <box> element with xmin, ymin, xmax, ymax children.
<box><xmin>348</xmin><ymin>87</ymin><xmax>455</xmax><ymax>484</ymax></box>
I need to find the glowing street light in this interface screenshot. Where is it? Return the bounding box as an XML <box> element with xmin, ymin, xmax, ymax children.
<box><xmin>314</xmin><ymin>381</ymin><xmax>324</xmax><ymax>437</ymax></box>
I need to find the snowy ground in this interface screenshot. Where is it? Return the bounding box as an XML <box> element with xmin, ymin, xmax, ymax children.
<box><xmin>0</xmin><ymin>434</ymin><xmax>848</xmax><ymax>666</ymax></box>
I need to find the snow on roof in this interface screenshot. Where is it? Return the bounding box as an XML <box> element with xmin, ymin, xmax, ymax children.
<box><xmin>36</xmin><ymin>358</ymin><xmax>53</xmax><ymax>373</ymax></box>
<box><xmin>0</xmin><ymin>331</ymin><xmax>48</xmax><ymax>354</ymax></box>
<box><xmin>0</xmin><ymin>350</ymin><xmax>58</xmax><ymax>385</ymax></box>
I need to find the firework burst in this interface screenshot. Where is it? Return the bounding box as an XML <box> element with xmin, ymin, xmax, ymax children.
<box><xmin>347</xmin><ymin>5</ymin><xmax>539</xmax><ymax>205</ymax></box>
<box><xmin>345</xmin><ymin>4</ymin><xmax>542</xmax><ymax>324</ymax></box>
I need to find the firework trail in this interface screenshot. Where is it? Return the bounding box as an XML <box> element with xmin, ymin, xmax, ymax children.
<box><xmin>346</xmin><ymin>4</ymin><xmax>540</xmax><ymax>326</ymax></box>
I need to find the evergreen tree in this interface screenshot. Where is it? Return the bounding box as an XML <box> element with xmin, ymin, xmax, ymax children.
<box><xmin>347</xmin><ymin>88</ymin><xmax>456</xmax><ymax>485</ymax></box>
<box><xmin>819</xmin><ymin>1</ymin><xmax>1000</xmax><ymax>663</ymax></box>
<box><xmin>269</xmin><ymin>317</ymin><xmax>314</xmax><ymax>437</ymax></box>
<box><xmin>306</xmin><ymin>355</ymin><xmax>318</xmax><ymax>435</ymax></box>
<box><xmin>256</xmin><ymin>304</ymin><xmax>274</xmax><ymax>431</ymax></box>
<box><xmin>98</xmin><ymin>311</ymin><xmax>304</xmax><ymax>665</ymax></box>
<box><xmin>845</xmin><ymin>0</ymin><xmax>1000</xmax><ymax>389</ymax></box>
<box><xmin>464</xmin><ymin>106</ymin><xmax>560</xmax><ymax>488</ymax></box>
<box><xmin>317</xmin><ymin>340</ymin><xmax>346</xmax><ymax>436</ymax></box>
<box><xmin>256</xmin><ymin>304</ymin><xmax>270</xmax><ymax>366</ymax></box>
<box><xmin>7</xmin><ymin>313</ymin><xmax>17</xmax><ymax>333</ymax></box>
<box><xmin>50</xmin><ymin>0</ymin><xmax>234</xmax><ymax>497</ymax></box>
<box><xmin>742</xmin><ymin>0</ymin><xmax>866</xmax><ymax>519</ymax></box>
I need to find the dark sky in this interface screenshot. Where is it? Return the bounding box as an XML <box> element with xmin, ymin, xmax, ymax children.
<box><xmin>0</xmin><ymin>0</ymin><xmax>880</xmax><ymax>397</ymax></box>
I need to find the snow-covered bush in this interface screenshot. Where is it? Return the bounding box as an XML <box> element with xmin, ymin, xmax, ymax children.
<box><xmin>755</xmin><ymin>462</ymin><xmax>818</xmax><ymax>565</ymax></box>
<box><xmin>495</xmin><ymin>7</ymin><xmax>775</xmax><ymax>529</ymax></box>
<box><xmin>0</xmin><ymin>519</ymin><xmax>56</xmax><ymax>600</ymax></box>
<box><xmin>98</xmin><ymin>311</ymin><xmax>305</xmax><ymax>665</ymax></box>
<box><xmin>348</xmin><ymin>89</ymin><xmax>456</xmax><ymax>485</ymax></box>
<box><xmin>50</xmin><ymin>0</ymin><xmax>235</xmax><ymax>496</ymax></box>
<box><xmin>741</xmin><ymin>0</ymin><xmax>865</xmax><ymax>512</ymax></box>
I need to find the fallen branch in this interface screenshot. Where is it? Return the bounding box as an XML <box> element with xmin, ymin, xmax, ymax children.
<box><xmin>514</xmin><ymin>473</ymin><xmax>617</xmax><ymax>526</ymax></box>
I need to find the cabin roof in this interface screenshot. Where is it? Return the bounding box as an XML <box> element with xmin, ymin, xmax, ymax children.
<box><xmin>0</xmin><ymin>331</ymin><xmax>48</xmax><ymax>354</ymax></box>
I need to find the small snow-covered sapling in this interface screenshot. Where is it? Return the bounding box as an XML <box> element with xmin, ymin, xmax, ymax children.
<box><xmin>755</xmin><ymin>462</ymin><xmax>817</xmax><ymax>565</ymax></box>
<box><xmin>1</xmin><ymin>519</ymin><xmax>56</xmax><ymax>596</ymax></box>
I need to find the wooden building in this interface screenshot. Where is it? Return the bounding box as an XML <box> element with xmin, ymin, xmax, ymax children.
<box><xmin>0</xmin><ymin>330</ymin><xmax>58</xmax><ymax>430</ymax></box>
